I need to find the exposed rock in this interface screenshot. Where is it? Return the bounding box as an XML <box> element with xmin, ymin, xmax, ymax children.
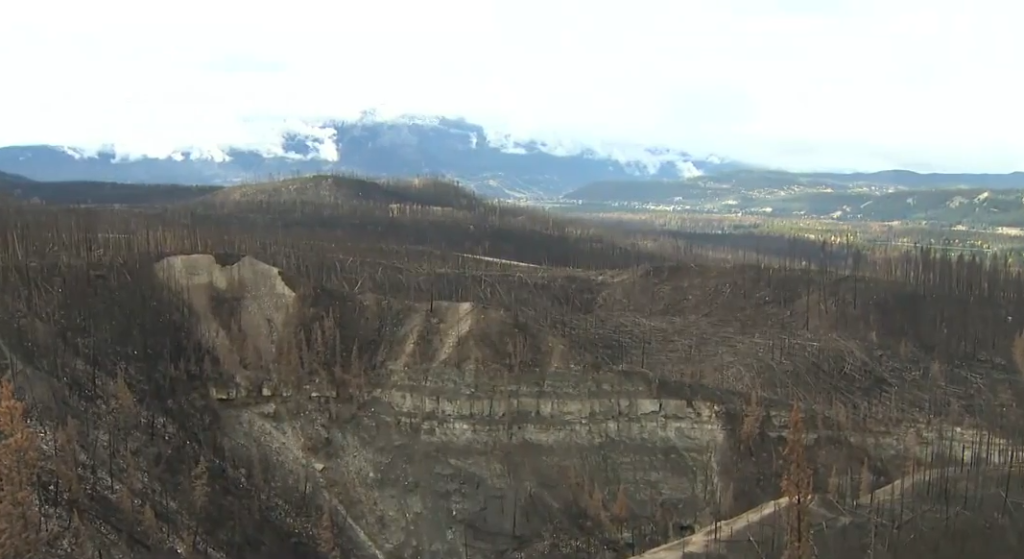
<box><xmin>154</xmin><ymin>254</ymin><xmax>299</xmax><ymax>389</ymax></box>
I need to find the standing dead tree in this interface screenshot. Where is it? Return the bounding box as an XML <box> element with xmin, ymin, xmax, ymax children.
<box><xmin>781</xmin><ymin>404</ymin><xmax>812</xmax><ymax>559</ymax></box>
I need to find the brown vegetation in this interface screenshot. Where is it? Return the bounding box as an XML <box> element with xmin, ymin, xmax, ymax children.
<box><xmin>0</xmin><ymin>174</ymin><xmax>1023</xmax><ymax>558</ymax></box>
<box><xmin>0</xmin><ymin>379</ymin><xmax>42</xmax><ymax>558</ymax></box>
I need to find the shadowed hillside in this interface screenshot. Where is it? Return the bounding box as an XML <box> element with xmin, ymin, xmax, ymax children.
<box><xmin>0</xmin><ymin>170</ymin><xmax>220</xmax><ymax>206</ymax></box>
<box><xmin>0</xmin><ymin>170</ymin><xmax>33</xmax><ymax>184</ymax></box>
<box><xmin>1</xmin><ymin>174</ymin><xmax>1023</xmax><ymax>558</ymax></box>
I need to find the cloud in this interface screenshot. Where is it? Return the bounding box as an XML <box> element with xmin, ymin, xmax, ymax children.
<box><xmin>1</xmin><ymin>0</ymin><xmax>1022</xmax><ymax>172</ymax></box>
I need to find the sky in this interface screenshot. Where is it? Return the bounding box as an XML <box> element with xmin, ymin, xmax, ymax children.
<box><xmin>2</xmin><ymin>0</ymin><xmax>1022</xmax><ymax>172</ymax></box>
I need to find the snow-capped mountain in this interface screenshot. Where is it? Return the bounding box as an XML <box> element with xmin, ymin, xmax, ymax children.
<box><xmin>0</xmin><ymin>112</ymin><xmax>737</xmax><ymax>199</ymax></box>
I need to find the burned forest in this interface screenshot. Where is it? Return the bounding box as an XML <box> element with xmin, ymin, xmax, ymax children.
<box><xmin>1</xmin><ymin>174</ymin><xmax>1023</xmax><ymax>559</ymax></box>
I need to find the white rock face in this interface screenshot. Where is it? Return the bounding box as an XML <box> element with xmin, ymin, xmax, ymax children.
<box><xmin>154</xmin><ymin>254</ymin><xmax>298</xmax><ymax>384</ymax></box>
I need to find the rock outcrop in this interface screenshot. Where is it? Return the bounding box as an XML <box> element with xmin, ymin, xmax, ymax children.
<box><xmin>145</xmin><ymin>254</ymin><xmax>1023</xmax><ymax>558</ymax></box>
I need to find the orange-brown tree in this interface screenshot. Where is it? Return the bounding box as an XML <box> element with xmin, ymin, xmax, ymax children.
<box><xmin>0</xmin><ymin>379</ymin><xmax>43</xmax><ymax>558</ymax></box>
<box><xmin>781</xmin><ymin>403</ymin><xmax>812</xmax><ymax>559</ymax></box>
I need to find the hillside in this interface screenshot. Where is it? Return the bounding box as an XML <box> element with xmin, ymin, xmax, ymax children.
<box><xmin>563</xmin><ymin>170</ymin><xmax>1024</xmax><ymax>225</ymax></box>
<box><xmin>636</xmin><ymin>466</ymin><xmax>1024</xmax><ymax>559</ymax></box>
<box><xmin>0</xmin><ymin>172</ymin><xmax>220</xmax><ymax>206</ymax></box>
<box><xmin>0</xmin><ymin>170</ymin><xmax>33</xmax><ymax>184</ymax></box>
<box><xmin>198</xmin><ymin>175</ymin><xmax>489</xmax><ymax>214</ymax></box>
<box><xmin>1</xmin><ymin>175</ymin><xmax>1023</xmax><ymax>558</ymax></box>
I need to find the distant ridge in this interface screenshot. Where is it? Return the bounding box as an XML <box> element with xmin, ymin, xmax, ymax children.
<box><xmin>0</xmin><ymin>170</ymin><xmax>33</xmax><ymax>184</ymax></box>
<box><xmin>0</xmin><ymin>113</ymin><xmax>735</xmax><ymax>200</ymax></box>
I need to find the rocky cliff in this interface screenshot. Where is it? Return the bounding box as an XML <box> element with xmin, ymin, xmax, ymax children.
<box><xmin>143</xmin><ymin>249</ymin><xmax>1024</xmax><ymax>558</ymax></box>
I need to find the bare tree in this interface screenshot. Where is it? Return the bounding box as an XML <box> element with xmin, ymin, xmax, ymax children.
<box><xmin>781</xmin><ymin>404</ymin><xmax>811</xmax><ymax>559</ymax></box>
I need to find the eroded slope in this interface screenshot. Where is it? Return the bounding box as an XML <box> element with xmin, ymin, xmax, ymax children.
<box><xmin>4</xmin><ymin>178</ymin><xmax>1024</xmax><ymax>559</ymax></box>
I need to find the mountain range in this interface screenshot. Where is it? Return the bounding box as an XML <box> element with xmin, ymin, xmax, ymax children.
<box><xmin>0</xmin><ymin>112</ymin><xmax>736</xmax><ymax>199</ymax></box>
<box><xmin>4</xmin><ymin>112</ymin><xmax>1024</xmax><ymax>212</ymax></box>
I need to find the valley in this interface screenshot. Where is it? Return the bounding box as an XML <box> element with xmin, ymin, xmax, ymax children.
<box><xmin>0</xmin><ymin>174</ymin><xmax>1023</xmax><ymax>559</ymax></box>
<box><xmin>560</xmin><ymin>171</ymin><xmax>1024</xmax><ymax>228</ymax></box>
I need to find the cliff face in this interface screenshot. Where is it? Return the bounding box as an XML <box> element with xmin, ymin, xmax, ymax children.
<box><xmin>148</xmin><ymin>252</ymin><xmax>1018</xmax><ymax>557</ymax></box>
<box><xmin>207</xmin><ymin>358</ymin><xmax>1014</xmax><ymax>558</ymax></box>
<box><xmin>5</xmin><ymin>244</ymin><xmax>1019</xmax><ymax>559</ymax></box>
<box><xmin>207</xmin><ymin>363</ymin><xmax>725</xmax><ymax>558</ymax></box>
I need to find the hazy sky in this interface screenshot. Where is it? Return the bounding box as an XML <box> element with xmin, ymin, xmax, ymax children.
<box><xmin>2</xmin><ymin>0</ymin><xmax>1021</xmax><ymax>172</ymax></box>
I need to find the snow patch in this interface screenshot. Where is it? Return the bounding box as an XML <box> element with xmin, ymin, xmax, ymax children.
<box><xmin>675</xmin><ymin>161</ymin><xmax>702</xmax><ymax>178</ymax></box>
<box><xmin>37</xmin><ymin>120</ymin><xmax>342</xmax><ymax>164</ymax></box>
<box><xmin>333</xmin><ymin>110</ymin><xmax>713</xmax><ymax>177</ymax></box>
<box><xmin>57</xmin><ymin>146</ymin><xmax>89</xmax><ymax>159</ymax></box>
<box><xmin>17</xmin><ymin>110</ymin><xmax>713</xmax><ymax>178</ymax></box>
<box><xmin>169</xmin><ymin>147</ymin><xmax>232</xmax><ymax>163</ymax></box>
<box><xmin>344</xmin><ymin>108</ymin><xmax>443</xmax><ymax>127</ymax></box>
<box><xmin>264</xmin><ymin>121</ymin><xmax>340</xmax><ymax>162</ymax></box>
<box><xmin>482</xmin><ymin>128</ymin><xmax>704</xmax><ymax>177</ymax></box>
